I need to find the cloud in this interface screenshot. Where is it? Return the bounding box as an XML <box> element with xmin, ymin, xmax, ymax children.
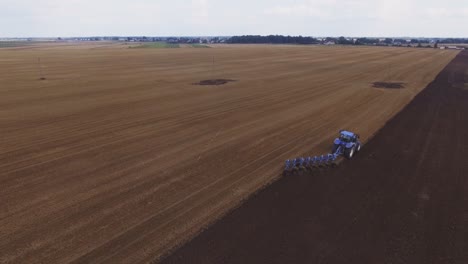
<box><xmin>264</xmin><ymin>0</ymin><xmax>335</xmax><ymax>19</ymax></box>
<box><xmin>423</xmin><ymin>7</ymin><xmax>468</xmax><ymax>17</ymax></box>
<box><xmin>263</xmin><ymin>0</ymin><xmax>379</xmax><ymax>20</ymax></box>
<box><xmin>192</xmin><ymin>0</ymin><xmax>210</xmax><ymax>24</ymax></box>
<box><xmin>1</xmin><ymin>0</ymin><xmax>468</xmax><ymax>37</ymax></box>
<box><xmin>1</xmin><ymin>0</ymin><xmax>163</xmax><ymax>36</ymax></box>
<box><xmin>264</xmin><ymin>4</ymin><xmax>331</xmax><ymax>19</ymax></box>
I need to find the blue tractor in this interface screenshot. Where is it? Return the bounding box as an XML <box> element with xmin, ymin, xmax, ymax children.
<box><xmin>332</xmin><ymin>130</ymin><xmax>362</xmax><ymax>159</ymax></box>
<box><xmin>284</xmin><ymin>130</ymin><xmax>362</xmax><ymax>172</ymax></box>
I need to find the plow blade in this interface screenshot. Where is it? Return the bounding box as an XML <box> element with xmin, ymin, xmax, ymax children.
<box><xmin>284</xmin><ymin>154</ymin><xmax>338</xmax><ymax>173</ymax></box>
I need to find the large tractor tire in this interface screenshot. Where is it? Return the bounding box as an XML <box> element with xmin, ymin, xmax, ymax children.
<box><xmin>356</xmin><ymin>143</ymin><xmax>361</xmax><ymax>152</ymax></box>
<box><xmin>344</xmin><ymin>146</ymin><xmax>355</xmax><ymax>159</ymax></box>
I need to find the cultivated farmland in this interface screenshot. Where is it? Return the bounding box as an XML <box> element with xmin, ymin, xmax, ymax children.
<box><xmin>0</xmin><ymin>43</ymin><xmax>457</xmax><ymax>263</ymax></box>
<box><xmin>162</xmin><ymin>50</ymin><xmax>468</xmax><ymax>264</ymax></box>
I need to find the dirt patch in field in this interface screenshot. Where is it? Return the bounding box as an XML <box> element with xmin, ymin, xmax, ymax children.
<box><xmin>372</xmin><ymin>82</ymin><xmax>405</xmax><ymax>89</ymax></box>
<box><xmin>193</xmin><ymin>79</ymin><xmax>236</xmax><ymax>86</ymax></box>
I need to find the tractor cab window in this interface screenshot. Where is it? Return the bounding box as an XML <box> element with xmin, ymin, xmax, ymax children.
<box><xmin>339</xmin><ymin>134</ymin><xmax>353</xmax><ymax>142</ymax></box>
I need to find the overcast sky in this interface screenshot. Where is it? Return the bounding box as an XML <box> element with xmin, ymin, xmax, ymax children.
<box><xmin>1</xmin><ymin>0</ymin><xmax>468</xmax><ymax>38</ymax></box>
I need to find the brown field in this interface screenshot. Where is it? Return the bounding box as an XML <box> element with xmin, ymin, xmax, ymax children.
<box><xmin>0</xmin><ymin>43</ymin><xmax>458</xmax><ymax>263</ymax></box>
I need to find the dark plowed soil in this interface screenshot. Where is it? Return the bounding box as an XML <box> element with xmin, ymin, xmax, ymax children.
<box><xmin>194</xmin><ymin>79</ymin><xmax>236</xmax><ymax>85</ymax></box>
<box><xmin>373</xmin><ymin>81</ymin><xmax>405</xmax><ymax>89</ymax></box>
<box><xmin>161</xmin><ymin>51</ymin><xmax>468</xmax><ymax>264</ymax></box>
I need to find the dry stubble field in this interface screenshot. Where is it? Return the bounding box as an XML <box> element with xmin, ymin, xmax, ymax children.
<box><xmin>0</xmin><ymin>43</ymin><xmax>457</xmax><ymax>263</ymax></box>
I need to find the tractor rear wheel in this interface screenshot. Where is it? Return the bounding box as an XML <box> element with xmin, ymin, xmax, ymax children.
<box><xmin>356</xmin><ymin>143</ymin><xmax>361</xmax><ymax>152</ymax></box>
<box><xmin>344</xmin><ymin>147</ymin><xmax>355</xmax><ymax>159</ymax></box>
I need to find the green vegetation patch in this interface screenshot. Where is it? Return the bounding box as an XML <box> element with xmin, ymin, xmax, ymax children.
<box><xmin>0</xmin><ymin>41</ymin><xmax>35</xmax><ymax>48</ymax></box>
<box><xmin>191</xmin><ymin>44</ymin><xmax>210</xmax><ymax>48</ymax></box>
<box><xmin>131</xmin><ymin>42</ymin><xmax>180</xmax><ymax>49</ymax></box>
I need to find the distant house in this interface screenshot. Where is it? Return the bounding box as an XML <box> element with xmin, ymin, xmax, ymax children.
<box><xmin>324</xmin><ymin>41</ymin><xmax>335</xmax><ymax>45</ymax></box>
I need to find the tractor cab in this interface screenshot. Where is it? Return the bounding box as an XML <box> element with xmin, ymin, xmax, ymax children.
<box><xmin>338</xmin><ymin>130</ymin><xmax>359</xmax><ymax>143</ymax></box>
<box><xmin>332</xmin><ymin>130</ymin><xmax>362</xmax><ymax>158</ymax></box>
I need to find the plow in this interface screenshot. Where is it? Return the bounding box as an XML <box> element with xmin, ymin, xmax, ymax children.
<box><xmin>284</xmin><ymin>130</ymin><xmax>361</xmax><ymax>173</ymax></box>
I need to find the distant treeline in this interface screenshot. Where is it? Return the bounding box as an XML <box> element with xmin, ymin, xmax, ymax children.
<box><xmin>439</xmin><ymin>38</ymin><xmax>468</xmax><ymax>44</ymax></box>
<box><xmin>227</xmin><ymin>35</ymin><xmax>468</xmax><ymax>46</ymax></box>
<box><xmin>228</xmin><ymin>35</ymin><xmax>318</xmax><ymax>44</ymax></box>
